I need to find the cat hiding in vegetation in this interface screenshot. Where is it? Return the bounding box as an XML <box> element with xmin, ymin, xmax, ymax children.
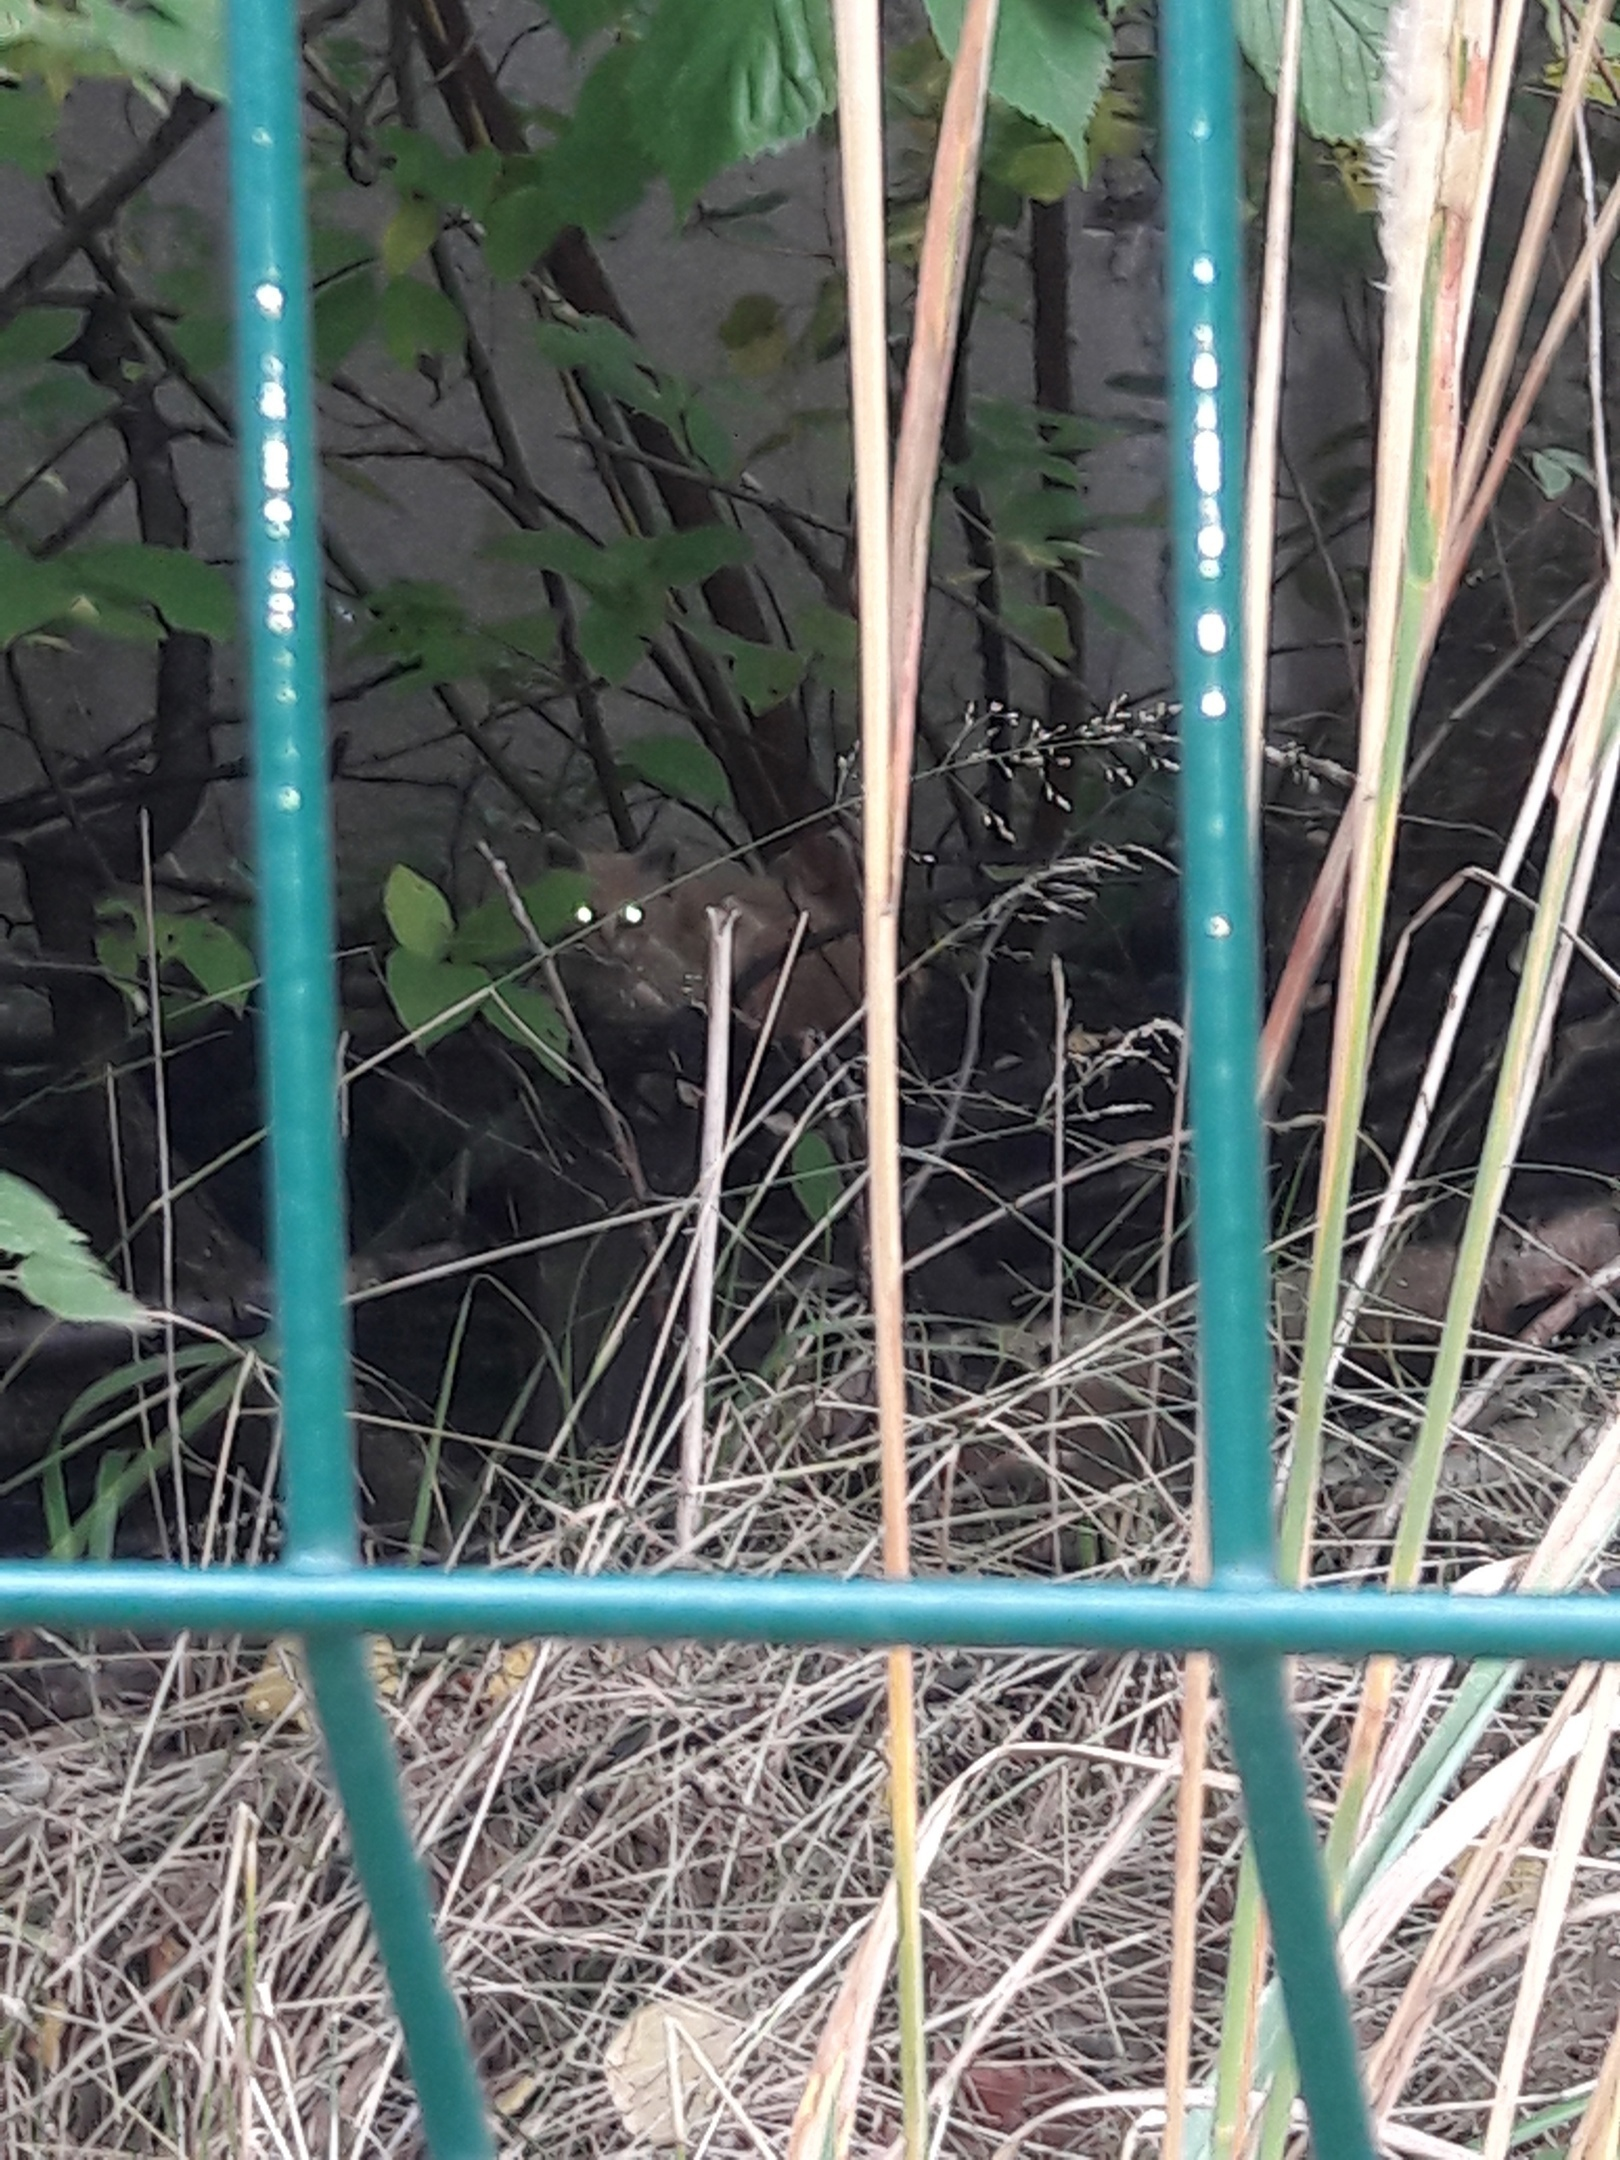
<box><xmin>554</xmin><ymin>838</ymin><xmax>862</xmax><ymax>1043</ymax></box>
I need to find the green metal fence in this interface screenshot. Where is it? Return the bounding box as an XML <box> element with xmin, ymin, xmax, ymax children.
<box><xmin>2</xmin><ymin>3</ymin><xmax>1614</xmax><ymax>2157</ymax></box>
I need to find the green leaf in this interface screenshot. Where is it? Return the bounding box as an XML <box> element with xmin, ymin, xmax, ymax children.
<box><xmin>380</xmin><ymin>274</ymin><xmax>465</xmax><ymax>366</ymax></box>
<box><xmin>65</xmin><ymin>542</ymin><xmax>236</xmax><ymax>639</ymax></box>
<box><xmin>682</xmin><ymin>395</ymin><xmax>738</xmax><ymax>478</ymax></box>
<box><xmin>0</xmin><ymin>306</ymin><xmax>77</xmax><ymax>368</ymax></box>
<box><xmin>534</xmin><ymin>316</ymin><xmax>682</xmax><ymax>423</ymax></box>
<box><xmin>924</xmin><ymin>0</ymin><xmax>1111</xmax><ymax>179</ymax></box>
<box><xmin>795</xmin><ymin>600</ymin><xmax>857</xmax><ymax>692</ymax></box>
<box><xmin>986</xmin><ymin>117</ymin><xmax>1079</xmax><ymax>204</ymax></box>
<box><xmin>489</xmin><ymin>611</ymin><xmax>558</xmax><ymax>666</ymax></box>
<box><xmin>579</xmin><ymin>596</ymin><xmax>652</xmax><ymax>683</ymax></box>
<box><xmin>165</xmin><ymin>309</ymin><xmax>231</xmax><ymax>376</ymax></box>
<box><xmin>0</xmin><ymin>0</ymin><xmax>225</xmax><ymax>98</ymax></box>
<box><xmin>385</xmin><ymin>947</ymin><xmax>491</xmax><ymax>1049</ymax></box>
<box><xmin>619</xmin><ymin>733</ymin><xmax>734</xmax><ymax>810</ymax></box>
<box><xmin>1233</xmin><ymin>0</ymin><xmax>1391</xmax><ymax>142</ymax></box>
<box><xmin>312</xmin><ymin>262</ymin><xmax>380</xmax><ymax>376</ymax></box>
<box><xmin>628</xmin><ymin>0</ymin><xmax>837</xmax><ymax>212</ymax></box>
<box><xmin>0</xmin><ymin>83</ymin><xmax>57</xmax><ymax>172</ymax></box>
<box><xmin>357</xmin><ymin>580</ymin><xmax>489</xmax><ymax>682</ymax></box>
<box><xmin>0</xmin><ymin>1170</ymin><xmax>144</xmax><ymax>1325</ymax></box>
<box><xmin>786</xmin><ymin>1128</ymin><xmax>841</xmax><ymax>1225</ymax></box>
<box><xmin>16</xmin><ymin>1247</ymin><xmax>145</xmax><ymax>1325</ymax></box>
<box><xmin>482</xmin><ymin>184</ymin><xmax>556</xmax><ymax>281</ymax></box>
<box><xmin>449</xmin><ymin>869</ymin><xmax>594</xmax><ymax>963</ymax></box>
<box><xmin>645</xmin><ymin>525</ymin><xmax>753</xmax><ymax>586</ymax></box>
<box><xmin>0</xmin><ymin>540</ymin><xmax>74</xmax><ymax>646</ymax></box>
<box><xmin>0</xmin><ymin>1169</ymin><xmax>80</xmax><ymax>1257</ymax></box>
<box><xmin>382</xmin><ymin>193</ymin><xmax>440</xmax><ymax>276</ymax></box>
<box><xmin>1530</xmin><ymin>446</ymin><xmax>1593</xmax><ymax>501</ymax></box>
<box><xmin>380</xmin><ymin>128</ymin><xmax>501</xmax><ymax>216</ymax></box>
<box><xmin>719</xmin><ymin>291</ymin><xmax>789</xmax><ymax>376</ymax></box>
<box><xmin>484</xmin><ymin>983</ymin><xmax>571</xmax><ymax>1077</ymax></box>
<box><xmin>730</xmin><ymin>638</ymin><xmax>805</xmax><ymax>712</ymax></box>
<box><xmin>384</xmin><ymin>863</ymin><xmax>456</xmax><ymax>961</ymax></box>
<box><xmin>162</xmin><ymin>914</ymin><xmax>255</xmax><ymax>1011</ymax></box>
<box><xmin>546</xmin><ymin>43</ymin><xmax>656</xmax><ymax>234</ymax></box>
<box><xmin>1002</xmin><ymin>599</ymin><xmax>1073</xmax><ymax>660</ymax></box>
<box><xmin>487</xmin><ymin>527</ymin><xmax>605</xmax><ymax>583</ymax></box>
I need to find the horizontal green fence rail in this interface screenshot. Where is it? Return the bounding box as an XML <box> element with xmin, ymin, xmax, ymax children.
<box><xmin>2</xmin><ymin>1567</ymin><xmax>1619</xmax><ymax>1663</ymax></box>
<box><xmin>8</xmin><ymin>0</ymin><xmax>1606</xmax><ymax>2154</ymax></box>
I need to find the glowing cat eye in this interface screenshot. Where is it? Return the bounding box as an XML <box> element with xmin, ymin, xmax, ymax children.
<box><xmin>622</xmin><ymin>904</ymin><xmax>644</xmax><ymax>925</ymax></box>
<box><xmin>574</xmin><ymin>904</ymin><xmax>594</xmax><ymax>926</ymax></box>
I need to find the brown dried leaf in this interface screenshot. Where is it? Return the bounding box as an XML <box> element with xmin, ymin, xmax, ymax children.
<box><xmin>603</xmin><ymin>1998</ymin><xmax>741</xmax><ymax>2147</ymax></box>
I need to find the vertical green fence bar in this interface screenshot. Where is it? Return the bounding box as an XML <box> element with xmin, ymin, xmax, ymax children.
<box><xmin>1159</xmin><ymin>0</ymin><xmax>1375</xmax><ymax>2152</ymax></box>
<box><xmin>224</xmin><ymin>3</ymin><xmax>492</xmax><ymax>2151</ymax></box>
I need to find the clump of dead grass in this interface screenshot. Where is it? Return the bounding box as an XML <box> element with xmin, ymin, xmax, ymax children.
<box><xmin>1</xmin><ymin>1274</ymin><xmax>1617</xmax><ymax>2159</ymax></box>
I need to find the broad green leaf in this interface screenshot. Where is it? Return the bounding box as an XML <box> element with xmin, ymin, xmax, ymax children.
<box><xmin>730</xmin><ymin>638</ymin><xmax>804</xmax><ymax>712</ymax></box>
<box><xmin>645</xmin><ymin>525</ymin><xmax>753</xmax><ymax>586</ymax></box>
<box><xmin>66</xmin><ymin>542</ymin><xmax>236</xmax><ymax>639</ymax></box>
<box><xmin>166</xmin><ymin>309</ymin><xmax>231</xmax><ymax>376</ymax></box>
<box><xmin>628</xmin><ymin>0</ymin><xmax>837</xmax><ymax>212</ymax></box>
<box><xmin>924</xmin><ymin>0</ymin><xmax>1111</xmax><ymax>179</ymax></box>
<box><xmin>689</xmin><ymin>619</ymin><xmax>804</xmax><ymax>711</ymax></box>
<box><xmin>95</xmin><ymin>922</ymin><xmax>141</xmax><ymax>996</ymax></box>
<box><xmin>787</xmin><ymin>1128</ymin><xmax>841</xmax><ymax>1224</ymax></box>
<box><xmin>0</xmin><ymin>307</ymin><xmax>77</xmax><ymax>367</ymax></box>
<box><xmin>489</xmin><ymin>611</ymin><xmax>558</xmax><ymax>666</ymax></box>
<box><xmin>310</xmin><ymin>224</ymin><xmax>376</xmax><ymax>280</ymax></box>
<box><xmin>380</xmin><ymin>274</ymin><xmax>465</xmax><ymax>366</ymax></box>
<box><xmin>0</xmin><ymin>541</ymin><xmax>74</xmax><ymax>646</ymax></box>
<box><xmin>357</xmin><ymin>580</ymin><xmax>490</xmax><ymax>682</ymax></box>
<box><xmin>682</xmin><ymin>395</ymin><xmax>739</xmax><ymax>479</ymax></box>
<box><xmin>545</xmin><ymin>43</ymin><xmax>656</xmax><ymax>234</ymax></box>
<box><xmin>619</xmin><ymin>733</ymin><xmax>733</xmax><ymax>810</ymax></box>
<box><xmin>0</xmin><ymin>1169</ymin><xmax>81</xmax><ymax>1257</ymax></box>
<box><xmin>385</xmin><ymin>947</ymin><xmax>491</xmax><ymax>1048</ymax></box>
<box><xmin>579</xmin><ymin>597</ymin><xmax>652</xmax><ymax>683</ymax></box>
<box><xmin>482</xmin><ymin>184</ymin><xmax>556</xmax><ymax>281</ymax></box>
<box><xmin>795</xmin><ymin>600</ymin><xmax>857</xmax><ymax>692</ymax></box>
<box><xmin>17</xmin><ymin>1246</ymin><xmax>145</xmax><ymax>1326</ymax></box>
<box><xmin>162</xmin><ymin>915</ymin><xmax>255</xmax><ymax>1011</ymax></box>
<box><xmin>312</xmin><ymin>262</ymin><xmax>380</xmax><ymax>376</ymax></box>
<box><xmin>380</xmin><ymin>128</ymin><xmax>501</xmax><ymax>216</ymax></box>
<box><xmin>1530</xmin><ymin>446</ymin><xmax>1593</xmax><ymax>501</ymax></box>
<box><xmin>485</xmin><ymin>983</ymin><xmax>571</xmax><ymax>1077</ymax></box>
<box><xmin>986</xmin><ymin>120</ymin><xmax>1079</xmax><ymax>204</ymax></box>
<box><xmin>534</xmin><ymin>316</ymin><xmax>683</xmax><ymax>424</ymax></box>
<box><xmin>384</xmin><ymin>863</ymin><xmax>456</xmax><ymax>961</ymax></box>
<box><xmin>719</xmin><ymin>292</ymin><xmax>790</xmax><ymax>375</ymax></box>
<box><xmin>1233</xmin><ymin>0</ymin><xmax>1391</xmax><ymax>142</ymax></box>
<box><xmin>487</xmin><ymin>527</ymin><xmax>604</xmax><ymax>583</ymax></box>
<box><xmin>0</xmin><ymin>0</ymin><xmax>225</xmax><ymax>98</ymax></box>
<box><xmin>1003</xmin><ymin>598</ymin><xmax>1073</xmax><ymax>660</ymax></box>
<box><xmin>450</xmin><ymin>870</ymin><xmax>594</xmax><ymax>963</ymax></box>
<box><xmin>382</xmin><ymin>193</ymin><xmax>440</xmax><ymax>276</ymax></box>
<box><xmin>0</xmin><ymin>82</ymin><xmax>56</xmax><ymax>172</ymax></box>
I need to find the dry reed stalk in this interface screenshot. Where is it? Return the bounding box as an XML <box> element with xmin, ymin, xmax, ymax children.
<box><xmin>1569</xmin><ymin>1996</ymin><xmax>1620</xmax><ymax>2160</ymax></box>
<box><xmin>676</xmin><ymin>902</ymin><xmax>739</xmax><ymax>1555</ymax></box>
<box><xmin>829</xmin><ymin>0</ymin><xmax>926</xmax><ymax>2149</ymax></box>
<box><xmin>1364</xmin><ymin>1665</ymin><xmax>1601</xmax><ymax>2114</ymax></box>
<box><xmin>1481</xmin><ymin>1660</ymin><xmax>1620</xmax><ymax>2158</ymax></box>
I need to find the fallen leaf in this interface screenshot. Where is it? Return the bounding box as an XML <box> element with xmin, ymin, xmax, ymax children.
<box><xmin>603</xmin><ymin>1997</ymin><xmax>741</xmax><ymax>2147</ymax></box>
